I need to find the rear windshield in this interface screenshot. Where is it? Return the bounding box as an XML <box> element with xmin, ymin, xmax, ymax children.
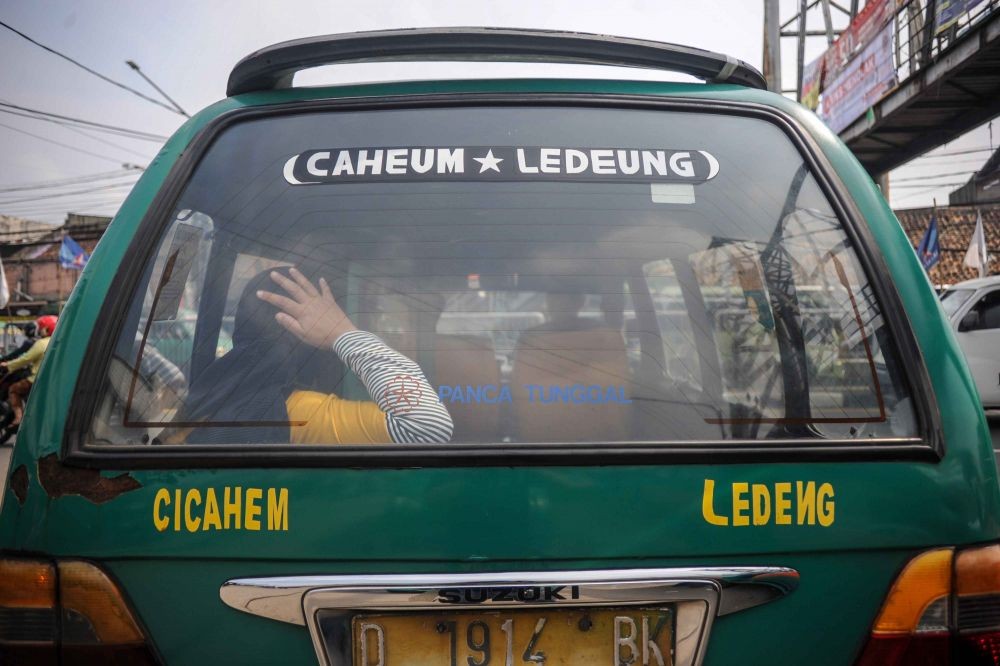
<box><xmin>88</xmin><ymin>105</ymin><xmax>917</xmax><ymax>448</ymax></box>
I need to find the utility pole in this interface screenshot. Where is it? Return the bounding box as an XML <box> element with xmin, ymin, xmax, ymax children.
<box><xmin>820</xmin><ymin>0</ymin><xmax>836</xmax><ymax>45</ymax></box>
<box><xmin>763</xmin><ymin>0</ymin><xmax>782</xmax><ymax>92</ymax></box>
<box><xmin>796</xmin><ymin>0</ymin><xmax>808</xmax><ymax>102</ymax></box>
<box><xmin>877</xmin><ymin>173</ymin><xmax>890</xmax><ymax>199</ymax></box>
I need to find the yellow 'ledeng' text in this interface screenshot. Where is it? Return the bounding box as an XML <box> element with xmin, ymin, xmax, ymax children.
<box><xmin>702</xmin><ymin>479</ymin><xmax>835</xmax><ymax>527</ymax></box>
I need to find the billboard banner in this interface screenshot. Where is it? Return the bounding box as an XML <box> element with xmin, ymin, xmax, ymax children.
<box><xmin>819</xmin><ymin>23</ymin><xmax>896</xmax><ymax>133</ymax></box>
<box><xmin>824</xmin><ymin>0</ymin><xmax>893</xmax><ymax>81</ymax></box>
<box><xmin>934</xmin><ymin>0</ymin><xmax>988</xmax><ymax>34</ymax></box>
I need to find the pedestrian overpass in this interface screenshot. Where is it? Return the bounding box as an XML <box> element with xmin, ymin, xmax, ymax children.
<box><xmin>840</xmin><ymin>0</ymin><xmax>1000</xmax><ymax>176</ymax></box>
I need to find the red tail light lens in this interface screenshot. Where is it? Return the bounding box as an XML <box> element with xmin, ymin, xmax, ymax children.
<box><xmin>856</xmin><ymin>544</ymin><xmax>1000</xmax><ymax>665</ymax></box>
<box><xmin>956</xmin><ymin>545</ymin><xmax>1000</xmax><ymax>665</ymax></box>
<box><xmin>0</xmin><ymin>557</ymin><xmax>158</xmax><ymax>665</ymax></box>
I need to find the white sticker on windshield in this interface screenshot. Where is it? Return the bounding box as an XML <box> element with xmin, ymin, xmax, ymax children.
<box><xmin>650</xmin><ymin>183</ymin><xmax>696</xmax><ymax>204</ymax></box>
<box><xmin>283</xmin><ymin>147</ymin><xmax>720</xmax><ymax>185</ymax></box>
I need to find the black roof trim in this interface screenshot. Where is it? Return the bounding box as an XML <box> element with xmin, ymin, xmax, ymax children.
<box><xmin>226</xmin><ymin>27</ymin><xmax>767</xmax><ymax>96</ymax></box>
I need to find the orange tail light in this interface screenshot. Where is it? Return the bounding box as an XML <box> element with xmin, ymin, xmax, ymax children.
<box><xmin>0</xmin><ymin>557</ymin><xmax>158</xmax><ymax>665</ymax></box>
<box><xmin>856</xmin><ymin>543</ymin><xmax>1000</xmax><ymax>665</ymax></box>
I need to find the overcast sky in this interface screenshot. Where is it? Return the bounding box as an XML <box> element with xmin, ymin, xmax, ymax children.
<box><xmin>0</xmin><ymin>0</ymin><xmax>993</xmax><ymax>224</ymax></box>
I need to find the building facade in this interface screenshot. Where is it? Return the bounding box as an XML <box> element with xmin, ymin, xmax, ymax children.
<box><xmin>1</xmin><ymin>213</ymin><xmax>111</xmax><ymax>313</ymax></box>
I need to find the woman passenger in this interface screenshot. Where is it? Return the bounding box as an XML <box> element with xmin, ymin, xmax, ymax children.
<box><xmin>180</xmin><ymin>266</ymin><xmax>452</xmax><ymax>445</ymax></box>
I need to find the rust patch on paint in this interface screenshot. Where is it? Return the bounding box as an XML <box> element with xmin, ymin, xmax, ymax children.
<box><xmin>9</xmin><ymin>464</ymin><xmax>28</xmax><ymax>505</ymax></box>
<box><xmin>37</xmin><ymin>454</ymin><xmax>141</xmax><ymax>504</ymax></box>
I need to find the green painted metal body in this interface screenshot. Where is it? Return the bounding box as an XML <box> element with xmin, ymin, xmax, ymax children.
<box><xmin>2</xmin><ymin>78</ymin><xmax>997</xmax><ymax>665</ymax></box>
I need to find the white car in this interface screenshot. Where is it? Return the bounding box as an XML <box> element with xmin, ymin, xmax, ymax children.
<box><xmin>941</xmin><ymin>276</ymin><xmax>1000</xmax><ymax>407</ymax></box>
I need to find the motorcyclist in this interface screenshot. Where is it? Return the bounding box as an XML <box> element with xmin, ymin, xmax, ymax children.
<box><xmin>0</xmin><ymin>315</ymin><xmax>57</xmax><ymax>444</ymax></box>
<box><xmin>0</xmin><ymin>322</ymin><xmax>37</xmax><ymax>363</ymax></box>
<box><xmin>0</xmin><ymin>322</ymin><xmax>37</xmax><ymax>431</ymax></box>
<box><xmin>0</xmin><ymin>323</ymin><xmax>37</xmax><ymax>394</ymax></box>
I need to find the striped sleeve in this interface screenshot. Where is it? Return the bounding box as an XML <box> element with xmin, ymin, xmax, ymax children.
<box><xmin>332</xmin><ymin>330</ymin><xmax>453</xmax><ymax>444</ymax></box>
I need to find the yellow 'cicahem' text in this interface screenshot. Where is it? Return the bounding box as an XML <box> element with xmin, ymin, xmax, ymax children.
<box><xmin>702</xmin><ymin>479</ymin><xmax>835</xmax><ymax>527</ymax></box>
<box><xmin>152</xmin><ymin>487</ymin><xmax>288</xmax><ymax>533</ymax></box>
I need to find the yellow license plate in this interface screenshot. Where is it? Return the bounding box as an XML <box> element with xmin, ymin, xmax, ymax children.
<box><xmin>352</xmin><ymin>606</ymin><xmax>673</xmax><ymax>666</ymax></box>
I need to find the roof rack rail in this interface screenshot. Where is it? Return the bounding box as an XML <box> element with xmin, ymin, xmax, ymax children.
<box><xmin>227</xmin><ymin>27</ymin><xmax>767</xmax><ymax>97</ymax></box>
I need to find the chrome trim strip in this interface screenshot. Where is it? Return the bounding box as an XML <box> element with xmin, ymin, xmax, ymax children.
<box><xmin>220</xmin><ymin>567</ymin><xmax>798</xmax><ymax>665</ymax></box>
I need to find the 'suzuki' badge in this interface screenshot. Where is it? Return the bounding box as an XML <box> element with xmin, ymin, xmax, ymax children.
<box><xmin>283</xmin><ymin>146</ymin><xmax>720</xmax><ymax>185</ymax></box>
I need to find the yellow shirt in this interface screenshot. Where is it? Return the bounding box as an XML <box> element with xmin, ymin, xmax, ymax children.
<box><xmin>285</xmin><ymin>390</ymin><xmax>391</xmax><ymax>445</ymax></box>
<box><xmin>6</xmin><ymin>337</ymin><xmax>50</xmax><ymax>382</ymax></box>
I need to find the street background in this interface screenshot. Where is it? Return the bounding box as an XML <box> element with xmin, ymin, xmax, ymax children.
<box><xmin>0</xmin><ymin>0</ymin><xmax>993</xmax><ymax>222</ymax></box>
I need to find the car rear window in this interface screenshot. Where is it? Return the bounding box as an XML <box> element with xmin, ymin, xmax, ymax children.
<box><xmin>87</xmin><ymin>105</ymin><xmax>917</xmax><ymax>448</ymax></box>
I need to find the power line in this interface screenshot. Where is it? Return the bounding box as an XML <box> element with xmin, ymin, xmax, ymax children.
<box><xmin>0</xmin><ymin>120</ymin><xmax>133</xmax><ymax>164</ymax></box>
<box><xmin>893</xmin><ymin>185</ymin><xmax>958</xmax><ymax>203</ymax></box>
<box><xmin>0</xmin><ymin>190</ymin><xmax>132</xmax><ymax>208</ymax></box>
<box><xmin>1</xmin><ymin>193</ymin><xmax>129</xmax><ymax>210</ymax></box>
<box><xmin>63</xmin><ymin>125</ymin><xmax>153</xmax><ymax>160</ymax></box>
<box><xmin>0</xmin><ymin>197</ymin><xmax>126</xmax><ymax>217</ymax></box>
<box><xmin>3</xmin><ymin>197</ymin><xmax>126</xmax><ymax>211</ymax></box>
<box><xmin>0</xmin><ymin>101</ymin><xmax>167</xmax><ymax>141</ymax></box>
<box><xmin>892</xmin><ymin>182</ymin><xmax>967</xmax><ymax>189</ymax></box>
<box><xmin>912</xmin><ymin>147</ymin><xmax>995</xmax><ymax>160</ymax></box>
<box><xmin>892</xmin><ymin>170</ymin><xmax>978</xmax><ymax>183</ymax></box>
<box><xmin>0</xmin><ymin>185</ymin><xmax>135</xmax><ymax>213</ymax></box>
<box><xmin>0</xmin><ymin>168</ymin><xmax>139</xmax><ymax>193</ymax></box>
<box><xmin>896</xmin><ymin>156</ymin><xmax>995</xmax><ymax>170</ymax></box>
<box><xmin>0</xmin><ymin>181</ymin><xmax>137</xmax><ymax>206</ymax></box>
<box><xmin>0</xmin><ymin>20</ymin><xmax>184</xmax><ymax>116</ymax></box>
<box><xmin>1</xmin><ymin>209</ymin><xmax>120</xmax><ymax>223</ymax></box>
<box><xmin>0</xmin><ymin>105</ymin><xmax>164</xmax><ymax>142</ymax></box>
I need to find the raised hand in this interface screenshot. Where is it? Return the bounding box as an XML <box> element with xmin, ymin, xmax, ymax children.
<box><xmin>256</xmin><ymin>267</ymin><xmax>357</xmax><ymax>348</ymax></box>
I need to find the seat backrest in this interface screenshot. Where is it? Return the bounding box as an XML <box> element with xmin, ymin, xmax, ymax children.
<box><xmin>433</xmin><ymin>334</ymin><xmax>501</xmax><ymax>442</ymax></box>
<box><xmin>512</xmin><ymin>327</ymin><xmax>631</xmax><ymax>442</ymax></box>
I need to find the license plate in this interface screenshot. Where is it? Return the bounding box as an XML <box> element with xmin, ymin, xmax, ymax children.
<box><xmin>352</xmin><ymin>606</ymin><xmax>674</xmax><ymax>666</ymax></box>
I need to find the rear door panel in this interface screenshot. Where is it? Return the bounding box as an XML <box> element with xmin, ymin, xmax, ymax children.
<box><xmin>8</xmin><ymin>458</ymin><xmax>998</xmax><ymax>664</ymax></box>
<box><xmin>19</xmin><ymin>462</ymin><xmax>999</xmax><ymax>561</ymax></box>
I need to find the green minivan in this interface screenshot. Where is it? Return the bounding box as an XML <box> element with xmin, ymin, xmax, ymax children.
<box><xmin>2</xmin><ymin>28</ymin><xmax>999</xmax><ymax>666</ymax></box>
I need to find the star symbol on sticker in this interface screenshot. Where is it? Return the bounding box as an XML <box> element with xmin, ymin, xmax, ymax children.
<box><xmin>473</xmin><ymin>149</ymin><xmax>503</xmax><ymax>173</ymax></box>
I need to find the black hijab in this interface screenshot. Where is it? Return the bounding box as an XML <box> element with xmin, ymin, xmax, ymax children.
<box><xmin>181</xmin><ymin>267</ymin><xmax>343</xmax><ymax>444</ymax></box>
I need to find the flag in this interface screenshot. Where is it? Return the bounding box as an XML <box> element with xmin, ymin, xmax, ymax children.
<box><xmin>916</xmin><ymin>212</ymin><xmax>941</xmax><ymax>270</ymax></box>
<box><xmin>59</xmin><ymin>235</ymin><xmax>89</xmax><ymax>270</ymax></box>
<box><xmin>0</xmin><ymin>254</ymin><xmax>8</xmax><ymax>309</ymax></box>
<box><xmin>963</xmin><ymin>210</ymin><xmax>990</xmax><ymax>279</ymax></box>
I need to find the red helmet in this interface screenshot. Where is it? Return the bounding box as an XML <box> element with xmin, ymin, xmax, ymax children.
<box><xmin>35</xmin><ymin>315</ymin><xmax>57</xmax><ymax>337</ymax></box>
